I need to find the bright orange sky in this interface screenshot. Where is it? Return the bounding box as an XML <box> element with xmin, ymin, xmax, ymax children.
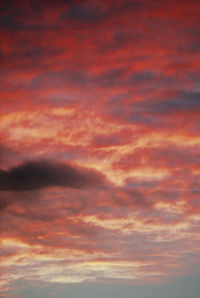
<box><xmin>0</xmin><ymin>0</ymin><xmax>200</xmax><ymax>297</ymax></box>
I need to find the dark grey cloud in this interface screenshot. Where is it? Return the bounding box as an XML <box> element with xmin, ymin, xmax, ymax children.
<box><xmin>97</xmin><ymin>69</ymin><xmax>155</xmax><ymax>88</ymax></box>
<box><xmin>147</xmin><ymin>91</ymin><xmax>200</xmax><ymax>114</ymax></box>
<box><xmin>117</xmin><ymin>90</ymin><xmax>200</xmax><ymax>126</ymax></box>
<box><xmin>67</xmin><ymin>0</ymin><xmax>146</xmax><ymax>25</ymax></box>
<box><xmin>48</xmin><ymin>68</ymin><xmax>155</xmax><ymax>89</ymax></box>
<box><xmin>67</xmin><ymin>3</ymin><xmax>106</xmax><ymax>23</ymax></box>
<box><xmin>0</xmin><ymin>160</ymin><xmax>106</xmax><ymax>191</ymax></box>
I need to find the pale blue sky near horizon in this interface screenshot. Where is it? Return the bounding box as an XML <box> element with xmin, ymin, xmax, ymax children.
<box><xmin>4</xmin><ymin>273</ymin><xmax>200</xmax><ymax>298</ymax></box>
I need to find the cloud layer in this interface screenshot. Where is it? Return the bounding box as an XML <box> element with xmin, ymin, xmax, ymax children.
<box><xmin>0</xmin><ymin>0</ymin><xmax>200</xmax><ymax>296</ymax></box>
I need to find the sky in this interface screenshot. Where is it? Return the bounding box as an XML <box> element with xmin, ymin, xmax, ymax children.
<box><xmin>0</xmin><ymin>0</ymin><xmax>200</xmax><ymax>297</ymax></box>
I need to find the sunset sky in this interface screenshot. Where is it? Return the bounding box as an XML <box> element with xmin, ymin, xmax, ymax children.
<box><xmin>0</xmin><ymin>0</ymin><xmax>200</xmax><ymax>297</ymax></box>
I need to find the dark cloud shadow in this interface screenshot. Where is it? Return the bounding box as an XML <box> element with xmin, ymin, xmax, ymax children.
<box><xmin>0</xmin><ymin>159</ymin><xmax>107</xmax><ymax>191</ymax></box>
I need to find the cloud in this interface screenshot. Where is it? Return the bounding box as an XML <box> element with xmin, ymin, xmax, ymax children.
<box><xmin>147</xmin><ymin>91</ymin><xmax>200</xmax><ymax>114</ymax></box>
<box><xmin>112</xmin><ymin>144</ymin><xmax>200</xmax><ymax>171</ymax></box>
<box><xmin>91</xmin><ymin>134</ymin><xmax>124</xmax><ymax>148</ymax></box>
<box><xmin>67</xmin><ymin>2</ymin><xmax>106</xmax><ymax>24</ymax></box>
<box><xmin>0</xmin><ymin>159</ymin><xmax>107</xmax><ymax>191</ymax></box>
<box><xmin>0</xmin><ymin>144</ymin><xmax>16</xmax><ymax>165</ymax></box>
<box><xmin>1</xmin><ymin>0</ymin><xmax>200</xmax><ymax>294</ymax></box>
